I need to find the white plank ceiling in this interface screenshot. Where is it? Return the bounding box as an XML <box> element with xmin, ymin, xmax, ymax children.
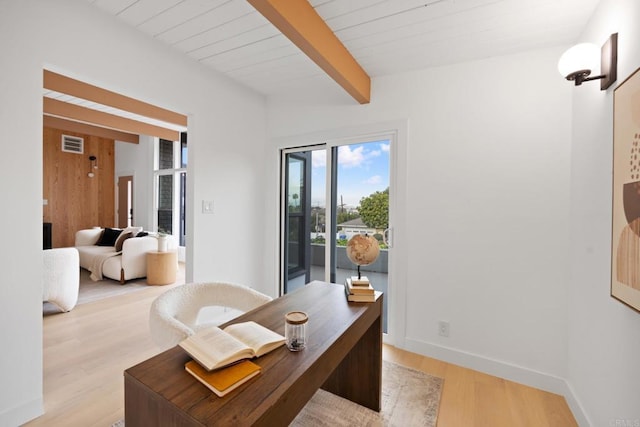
<box><xmin>83</xmin><ymin>0</ymin><xmax>599</xmax><ymax>101</ymax></box>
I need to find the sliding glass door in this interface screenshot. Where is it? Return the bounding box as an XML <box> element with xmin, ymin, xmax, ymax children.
<box><xmin>281</xmin><ymin>137</ymin><xmax>391</xmax><ymax>332</ymax></box>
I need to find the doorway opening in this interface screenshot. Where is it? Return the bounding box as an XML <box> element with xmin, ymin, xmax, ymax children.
<box><xmin>43</xmin><ymin>69</ymin><xmax>188</xmax><ymax>247</ymax></box>
<box><xmin>117</xmin><ymin>175</ymin><xmax>133</xmax><ymax>228</ymax></box>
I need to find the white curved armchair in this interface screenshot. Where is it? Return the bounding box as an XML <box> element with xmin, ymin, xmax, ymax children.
<box><xmin>149</xmin><ymin>282</ymin><xmax>273</xmax><ymax>350</ymax></box>
<box><xmin>43</xmin><ymin>248</ymin><xmax>80</xmax><ymax>312</ymax></box>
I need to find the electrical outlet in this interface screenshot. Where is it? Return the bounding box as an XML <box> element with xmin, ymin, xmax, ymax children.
<box><xmin>438</xmin><ymin>320</ymin><xmax>450</xmax><ymax>337</ymax></box>
<box><xmin>202</xmin><ymin>200</ymin><xmax>214</xmax><ymax>214</ymax></box>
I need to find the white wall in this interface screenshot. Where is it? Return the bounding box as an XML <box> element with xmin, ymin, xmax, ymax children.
<box><xmin>0</xmin><ymin>0</ymin><xmax>267</xmax><ymax>424</ymax></box>
<box><xmin>267</xmin><ymin>46</ymin><xmax>574</xmax><ymax>395</ymax></box>
<box><xmin>0</xmin><ymin>2</ymin><xmax>44</xmax><ymax>423</ymax></box>
<box><xmin>568</xmin><ymin>0</ymin><xmax>640</xmax><ymax>425</ymax></box>
<box><xmin>115</xmin><ymin>135</ymin><xmax>155</xmax><ymax>231</ymax></box>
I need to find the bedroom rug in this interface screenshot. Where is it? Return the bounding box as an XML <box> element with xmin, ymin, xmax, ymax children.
<box><xmin>111</xmin><ymin>361</ymin><xmax>443</xmax><ymax>427</ymax></box>
<box><xmin>43</xmin><ymin>264</ymin><xmax>185</xmax><ymax>315</ymax></box>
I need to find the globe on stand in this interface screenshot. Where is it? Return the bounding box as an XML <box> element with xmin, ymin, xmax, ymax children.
<box><xmin>346</xmin><ymin>234</ymin><xmax>380</xmax><ymax>280</ymax></box>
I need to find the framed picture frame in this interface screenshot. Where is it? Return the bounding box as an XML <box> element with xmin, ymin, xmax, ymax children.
<box><xmin>611</xmin><ymin>67</ymin><xmax>640</xmax><ymax>313</ymax></box>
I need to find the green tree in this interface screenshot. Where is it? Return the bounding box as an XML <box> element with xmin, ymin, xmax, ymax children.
<box><xmin>359</xmin><ymin>187</ymin><xmax>389</xmax><ymax>229</ymax></box>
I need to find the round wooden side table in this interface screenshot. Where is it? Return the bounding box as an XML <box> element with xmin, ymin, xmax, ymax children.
<box><xmin>146</xmin><ymin>251</ymin><xmax>177</xmax><ymax>285</ymax></box>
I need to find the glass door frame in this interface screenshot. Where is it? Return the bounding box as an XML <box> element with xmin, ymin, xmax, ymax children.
<box><xmin>284</xmin><ymin>151</ymin><xmax>312</xmax><ymax>286</ymax></box>
<box><xmin>280</xmin><ymin>145</ymin><xmax>325</xmax><ymax>293</ymax></box>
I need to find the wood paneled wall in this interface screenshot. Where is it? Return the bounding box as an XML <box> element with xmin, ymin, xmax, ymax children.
<box><xmin>43</xmin><ymin>127</ymin><xmax>115</xmax><ymax>248</ymax></box>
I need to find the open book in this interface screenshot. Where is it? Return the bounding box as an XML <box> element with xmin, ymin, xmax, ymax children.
<box><xmin>179</xmin><ymin>321</ymin><xmax>285</xmax><ymax>371</ymax></box>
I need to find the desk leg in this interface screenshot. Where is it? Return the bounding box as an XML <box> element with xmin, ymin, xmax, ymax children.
<box><xmin>321</xmin><ymin>309</ymin><xmax>382</xmax><ymax>411</ymax></box>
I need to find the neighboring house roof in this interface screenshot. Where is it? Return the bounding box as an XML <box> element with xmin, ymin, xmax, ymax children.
<box><xmin>337</xmin><ymin>217</ymin><xmax>368</xmax><ymax>228</ymax></box>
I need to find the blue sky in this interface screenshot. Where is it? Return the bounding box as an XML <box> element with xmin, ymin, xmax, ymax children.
<box><xmin>311</xmin><ymin>140</ymin><xmax>390</xmax><ymax>208</ymax></box>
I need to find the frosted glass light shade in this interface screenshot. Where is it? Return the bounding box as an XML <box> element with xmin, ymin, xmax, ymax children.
<box><xmin>558</xmin><ymin>43</ymin><xmax>600</xmax><ymax>78</ymax></box>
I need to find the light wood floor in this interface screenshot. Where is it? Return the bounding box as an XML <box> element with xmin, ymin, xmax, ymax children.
<box><xmin>27</xmin><ymin>283</ymin><xmax>577</xmax><ymax>427</ymax></box>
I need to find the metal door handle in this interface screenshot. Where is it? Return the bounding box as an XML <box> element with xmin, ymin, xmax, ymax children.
<box><xmin>383</xmin><ymin>228</ymin><xmax>393</xmax><ymax>248</ymax></box>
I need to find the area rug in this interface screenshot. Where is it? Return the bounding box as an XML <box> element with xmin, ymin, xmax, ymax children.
<box><xmin>291</xmin><ymin>361</ymin><xmax>443</xmax><ymax>426</ymax></box>
<box><xmin>43</xmin><ymin>265</ymin><xmax>185</xmax><ymax>315</ymax></box>
<box><xmin>112</xmin><ymin>361</ymin><xmax>443</xmax><ymax>427</ymax></box>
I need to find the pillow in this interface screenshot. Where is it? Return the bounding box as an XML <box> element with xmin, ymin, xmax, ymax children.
<box><xmin>115</xmin><ymin>231</ymin><xmax>133</xmax><ymax>251</ymax></box>
<box><xmin>123</xmin><ymin>226</ymin><xmax>143</xmax><ymax>236</ymax></box>
<box><xmin>96</xmin><ymin>228</ymin><xmax>122</xmax><ymax>247</ymax></box>
<box><xmin>135</xmin><ymin>231</ymin><xmax>149</xmax><ymax>238</ymax></box>
<box><xmin>93</xmin><ymin>229</ymin><xmax>105</xmax><ymax>245</ymax></box>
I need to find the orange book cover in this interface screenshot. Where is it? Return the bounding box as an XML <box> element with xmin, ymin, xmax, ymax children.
<box><xmin>185</xmin><ymin>359</ymin><xmax>261</xmax><ymax>397</ymax></box>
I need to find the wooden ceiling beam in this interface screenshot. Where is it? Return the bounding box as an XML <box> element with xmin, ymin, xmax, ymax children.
<box><xmin>43</xmin><ymin>97</ymin><xmax>179</xmax><ymax>141</ymax></box>
<box><xmin>247</xmin><ymin>0</ymin><xmax>371</xmax><ymax>104</ymax></box>
<box><xmin>43</xmin><ymin>115</ymin><xmax>140</xmax><ymax>144</ymax></box>
<box><xmin>43</xmin><ymin>70</ymin><xmax>187</xmax><ymax>127</ymax></box>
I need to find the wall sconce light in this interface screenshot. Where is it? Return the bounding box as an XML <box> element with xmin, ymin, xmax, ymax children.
<box><xmin>88</xmin><ymin>155</ymin><xmax>97</xmax><ymax>178</ymax></box>
<box><xmin>558</xmin><ymin>33</ymin><xmax>618</xmax><ymax>90</ymax></box>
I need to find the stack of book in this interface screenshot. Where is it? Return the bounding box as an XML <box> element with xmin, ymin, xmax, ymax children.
<box><xmin>179</xmin><ymin>321</ymin><xmax>285</xmax><ymax>397</ymax></box>
<box><xmin>185</xmin><ymin>359</ymin><xmax>261</xmax><ymax>397</ymax></box>
<box><xmin>344</xmin><ymin>276</ymin><xmax>376</xmax><ymax>302</ymax></box>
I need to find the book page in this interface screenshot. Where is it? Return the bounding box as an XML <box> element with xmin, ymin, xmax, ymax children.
<box><xmin>179</xmin><ymin>327</ymin><xmax>254</xmax><ymax>370</ymax></box>
<box><xmin>223</xmin><ymin>321</ymin><xmax>285</xmax><ymax>358</ymax></box>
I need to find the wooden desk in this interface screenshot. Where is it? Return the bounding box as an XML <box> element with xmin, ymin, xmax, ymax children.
<box><xmin>124</xmin><ymin>281</ymin><xmax>382</xmax><ymax>426</ymax></box>
<box><xmin>146</xmin><ymin>251</ymin><xmax>177</xmax><ymax>285</ymax></box>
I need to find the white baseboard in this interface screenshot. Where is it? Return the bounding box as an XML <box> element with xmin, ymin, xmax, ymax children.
<box><xmin>562</xmin><ymin>381</ymin><xmax>592</xmax><ymax>427</ymax></box>
<box><xmin>402</xmin><ymin>338</ymin><xmax>591</xmax><ymax>426</ymax></box>
<box><xmin>0</xmin><ymin>397</ymin><xmax>43</xmax><ymax>427</ymax></box>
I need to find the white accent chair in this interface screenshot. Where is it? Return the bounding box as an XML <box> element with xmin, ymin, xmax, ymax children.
<box><xmin>43</xmin><ymin>247</ymin><xmax>80</xmax><ymax>312</ymax></box>
<box><xmin>149</xmin><ymin>282</ymin><xmax>273</xmax><ymax>350</ymax></box>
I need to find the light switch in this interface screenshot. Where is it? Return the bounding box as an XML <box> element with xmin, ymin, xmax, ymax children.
<box><xmin>202</xmin><ymin>200</ymin><xmax>214</xmax><ymax>214</ymax></box>
<box><xmin>43</xmin><ymin>199</ymin><xmax>48</xmax><ymax>205</ymax></box>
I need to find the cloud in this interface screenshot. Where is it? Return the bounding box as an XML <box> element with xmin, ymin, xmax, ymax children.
<box><xmin>364</xmin><ymin>175</ymin><xmax>382</xmax><ymax>185</ymax></box>
<box><xmin>312</xmin><ymin>142</ymin><xmax>389</xmax><ymax>170</ymax></box>
<box><xmin>338</xmin><ymin>145</ymin><xmax>365</xmax><ymax>168</ymax></box>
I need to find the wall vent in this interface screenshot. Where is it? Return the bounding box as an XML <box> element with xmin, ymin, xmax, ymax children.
<box><xmin>61</xmin><ymin>135</ymin><xmax>84</xmax><ymax>154</ymax></box>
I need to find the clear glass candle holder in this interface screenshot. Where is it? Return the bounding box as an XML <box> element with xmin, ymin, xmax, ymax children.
<box><xmin>285</xmin><ymin>311</ymin><xmax>308</xmax><ymax>351</ymax></box>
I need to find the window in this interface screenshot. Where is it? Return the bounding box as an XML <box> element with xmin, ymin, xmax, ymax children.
<box><xmin>154</xmin><ymin>133</ymin><xmax>187</xmax><ymax>246</ymax></box>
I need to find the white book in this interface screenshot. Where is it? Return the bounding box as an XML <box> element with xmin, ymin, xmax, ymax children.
<box><xmin>345</xmin><ymin>278</ymin><xmax>375</xmax><ymax>295</ymax></box>
<box><xmin>179</xmin><ymin>321</ymin><xmax>285</xmax><ymax>371</ymax></box>
<box><xmin>350</xmin><ymin>276</ymin><xmax>371</xmax><ymax>286</ymax></box>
